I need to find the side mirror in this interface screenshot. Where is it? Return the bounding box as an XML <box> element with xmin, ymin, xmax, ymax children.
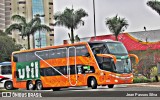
<box><xmin>96</xmin><ymin>54</ymin><xmax>117</xmax><ymax>64</ymax></box>
<box><xmin>128</xmin><ymin>54</ymin><xmax>139</xmax><ymax>64</ymax></box>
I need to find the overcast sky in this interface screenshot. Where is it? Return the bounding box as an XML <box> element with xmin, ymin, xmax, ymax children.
<box><xmin>54</xmin><ymin>0</ymin><xmax>160</xmax><ymax>45</ymax></box>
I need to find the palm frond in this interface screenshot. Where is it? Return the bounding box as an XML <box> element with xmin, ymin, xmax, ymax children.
<box><xmin>11</xmin><ymin>15</ymin><xmax>26</xmax><ymax>24</ymax></box>
<box><xmin>147</xmin><ymin>0</ymin><xmax>160</xmax><ymax>15</ymax></box>
<box><xmin>105</xmin><ymin>15</ymin><xmax>128</xmax><ymax>38</ymax></box>
<box><xmin>5</xmin><ymin>24</ymin><xmax>22</xmax><ymax>34</ymax></box>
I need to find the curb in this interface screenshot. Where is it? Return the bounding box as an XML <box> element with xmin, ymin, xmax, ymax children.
<box><xmin>126</xmin><ymin>83</ymin><xmax>160</xmax><ymax>87</ymax></box>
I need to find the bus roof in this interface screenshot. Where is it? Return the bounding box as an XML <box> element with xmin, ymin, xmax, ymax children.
<box><xmin>12</xmin><ymin>42</ymin><xmax>88</xmax><ymax>54</ymax></box>
<box><xmin>0</xmin><ymin>62</ymin><xmax>11</xmax><ymax>66</ymax></box>
<box><xmin>12</xmin><ymin>40</ymin><xmax>121</xmax><ymax>54</ymax></box>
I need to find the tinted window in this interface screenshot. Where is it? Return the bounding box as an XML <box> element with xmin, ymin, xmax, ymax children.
<box><xmin>82</xmin><ymin>66</ymin><xmax>95</xmax><ymax>74</ymax></box>
<box><xmin>68</xmin><ymin>45</ymin><xmax>88</xmax><ymax>57</ymax></box>
<box><xmin>1</xmin><ymin>65</ymin><xmax>12</xmax><ymax>75</ymax></box>
<box><xmin>56</xmin><ymin>48</ymin><xmax>67</xmax><ymax>58</ymax></box>
<box><xmin>35</xmin><ymin>50</ymin><xmax>49</xmax><ymax>60</ymax></box>
<box><xmin>17</xmin><ymin>53</ymin><xmax>27</xmax><ymax>62</ymax></box>
<box><xmin>68</xmin><ymin>47</ymin><xmax>76</xmax><ymax>57</ymax></box>
<box><xmin>70</xmin><ymin>66</ymin><xmax>76</xmax><ymax>74</ymax></box>
<box><xmin>40</xmin><ymin>66</ymin><xmax>67</xmax><ymax>76</ymax></box>
<box><xmin>14</xmin><ymin>52</ymin><xmax>39</xmax><ymax>62</ymax></box>
<box><xmin>76</xmin><ymin>46</ymin><xmax>88</xmax><ymax>56</ymax></box>
<box><xmin>49</xmin><ymin>48</ymin><xmax>67</xmax><ymax>59</ymax></box>
<box><xmin>26</xmin><ymin>52</ymin><xmax>38</xmax><ymax>61</ymax></box>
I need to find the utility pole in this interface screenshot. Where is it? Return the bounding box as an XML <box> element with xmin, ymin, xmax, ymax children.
<box><xmin>93</xmin><ymin>0</ymin><xmax>96</xmax><ymax>40</ymax></box>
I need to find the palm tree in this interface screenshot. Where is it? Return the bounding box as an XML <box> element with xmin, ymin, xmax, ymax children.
<box><xmin>54</xmin><ymin>7</ymin><xmax>88</xmax><ymax>43</ymax></box>
<box><xmin>6</xmin><ymin>15</ymin><xmax>51</xmax><ymax>49</ymax></box>
<box><xmin>105</xmin><ymin>15</ymin><xmax>128</xmax><ymax>41</ymax></box>
<box><xmin>147</xmin><ymin>0</ymin><xmax>160</xmax><ymax>15</ymax></box>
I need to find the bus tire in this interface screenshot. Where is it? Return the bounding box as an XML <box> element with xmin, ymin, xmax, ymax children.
<box><xmin>52</xmin><ymin>87</ymin><xmax>61</xmax><ymax>91</ymax></box>
<box><xmin>35</xmin><ymin>81</ymin><xmax>43</xmax><ymax>90</ymax></box>
<box><xmin>4</xmin><ymin>81</ymin><xmax>14</xmax><ymax>90</ymax></box>
<box><xmin>108</xmin><ymin>84</ymin><xmax>114</xmax><ymax>88</ymax></box>
<box><xmin>89</xmin><ymin>77</ymin><xmax>97</xmax><ymax>89</ymax></box>
<box><xmin>26</xmin><ymin>81</ymin><xmax>35</xmax><ymax>90</ymax></box>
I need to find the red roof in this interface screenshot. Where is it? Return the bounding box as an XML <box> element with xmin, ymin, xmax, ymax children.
<box><xmin>90</xmin><ymin>33</ymin><xmax>160</xmax><ymax>51</ymax></box>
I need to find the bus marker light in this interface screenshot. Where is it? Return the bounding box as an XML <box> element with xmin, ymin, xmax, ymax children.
<box><xmin>106</xmin><ymin>80</ymin><xmax>110</xmax><ymax>82</ymax></box>
<box><xmin>115</xmin><ymin>80</ymin><xmax>118</xmax><ymax>83</ymax></box>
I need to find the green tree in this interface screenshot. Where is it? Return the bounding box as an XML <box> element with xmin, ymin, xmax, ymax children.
<box><xmin>147</xmin><ymin>0</ymin><xmax>160</xmax><ymax>15</ymax></box>
<box><xmin>5</xmin><ymin>15</ymin><xmax>52</xmax><ymax>49</ymax></box>
<box><xmin>54</xmin><ymin>7</ymin><xmax>88</xmax><ymax>43</ymax></box>
<box><xmin>0</xmin><ymin>30</ymin><xmax>22</xmax><ymax>62</ymax></box>
<box><xmin>105</xmin><ymin>15</ymin><xmax>128</xmax><ymax>41</ymax></box>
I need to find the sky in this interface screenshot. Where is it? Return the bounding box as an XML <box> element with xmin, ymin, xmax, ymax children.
<box><xmin>54</xmin><ymin>0</ymin><xmax>160</xmax><ymax>45</ymax></box>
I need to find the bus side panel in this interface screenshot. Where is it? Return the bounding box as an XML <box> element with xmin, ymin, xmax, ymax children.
<box><xmin>12</xmin><ymin>62</ymin><xmax>25</xmax><ymax>89</ymax></box>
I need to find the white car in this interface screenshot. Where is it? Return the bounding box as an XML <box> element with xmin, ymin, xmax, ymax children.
<box><xmin>0</xmin><ymin>62</ymin><xmax>15</xmax><ymax>90</ymax></box>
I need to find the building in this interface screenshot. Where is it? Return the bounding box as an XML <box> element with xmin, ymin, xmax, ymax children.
<box><xmin>0</xmin><ymin>0</ymin><xmax>12</xmax><ymax>31</ymax></box>
<box><xmin>11</xmin><ymin>0</ymin><xmax>54</xmax><ymax>49</ymax></box>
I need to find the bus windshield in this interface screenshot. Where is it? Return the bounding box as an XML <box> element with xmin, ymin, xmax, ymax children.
<box><xmin>89</xmin><ymin>42</ymin><xmax>131</xmax><ymax>73</ymax></box>
<box><xmin>106</xmin><ymin>42</ymin><xmax>128</xmax><ymax>54</ymax></box>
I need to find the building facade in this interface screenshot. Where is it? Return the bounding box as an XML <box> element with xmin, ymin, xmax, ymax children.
<box><xmin>0</xmin><ymin>0</ymin><xmax>12</xmax><ymax>31</ymax></box>
<box><xmin>11</xmin><ymin>0</ymin><xmax>54</xmax><ymax>49</ymax></box>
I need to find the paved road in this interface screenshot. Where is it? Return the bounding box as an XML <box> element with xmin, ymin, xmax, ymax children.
<box><xmin>0</xmin><ymin>85</ymin><xmax>160</xmax><ymax>100</ymax></box>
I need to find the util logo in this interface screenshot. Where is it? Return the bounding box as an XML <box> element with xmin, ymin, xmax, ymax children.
<box><xmin>18</xmin><ymin>62</ymin><xmax>39</xmax><ymax>79</ymax></box>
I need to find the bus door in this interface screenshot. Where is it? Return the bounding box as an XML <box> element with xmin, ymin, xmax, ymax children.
<box><xmin>67</xmin><ymin>47</ymin><xmax>78</xmax><ymax>86</ymax></box>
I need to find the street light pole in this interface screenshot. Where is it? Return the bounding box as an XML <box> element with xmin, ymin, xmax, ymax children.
<box><xmin>93</xmin><ymin>0</ymin><xmax>96</xmax><ymax>40</ymax></box>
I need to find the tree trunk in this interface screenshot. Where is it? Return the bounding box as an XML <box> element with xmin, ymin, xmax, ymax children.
<box><xmin>70</xmin><ymin>28</ymin><xmax>74</xmax><ymax>44</ymax></box>
<box><xmin>27</xmin><ymin>34</ymin><xmax>30</xmax><ymax>49</ymax></box>
<box><xmin>115</xmin><ymin>35</ymin><xmax>118</xmax><ymax>41</ymax></box>
<box><xmin>32</xmin><ymin>34</ymin><xmax>35</xmax><ymax>49</ymax></box>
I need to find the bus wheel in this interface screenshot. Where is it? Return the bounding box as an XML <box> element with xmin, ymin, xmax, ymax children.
<box><xmin>4</xmin><ymin>81</ymin><xmax>13</xmax><ymax>90</ymax></box>
<box><xmin>89</xmin><ymin>77</ymin><xmax>97</xmax><ymax>89</ymax></box>
<box><xmin>52</xmin><ymin>87</ymin><xmax>61</xmax><ymax>91</ymax></box>
<box><xmin>36</xmin><ymin>81</ymin><xmax>43</xmax><ymax>90</ymax></box>
<box><xmin>27</xmin><ymin>81</ymin><xmax>34</xmax><ymax>90</ymax></box>
<box><xmin>108</xmin><ymin>84</ymin><xmax>114</xmax><ymax>88</ymax></box>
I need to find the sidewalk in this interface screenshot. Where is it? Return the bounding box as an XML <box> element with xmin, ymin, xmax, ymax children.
<box><xmin>126</xmin><ymin>82</ymin><xmax>160</xmax><ymax>87</ymax></box>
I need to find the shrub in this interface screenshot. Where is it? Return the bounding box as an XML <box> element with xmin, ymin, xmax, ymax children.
<box><xmin>133</xmin><ymin>76</ymin><xmax>151</xmax><ymax>83</ymax></box>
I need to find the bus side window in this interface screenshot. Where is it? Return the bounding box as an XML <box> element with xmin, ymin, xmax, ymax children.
<box><xmin>1</xmin><ymin>65</ymin><xmax>12</xmax><ymax>75</ymax></box>
<box><xmin>36</xmin><ymin>51</ymin><xmax>49</xmax><ymax>60</ymax></box>
<box><xmin>76</xmin><ymin>46</ymin><xmax>89</xmax><ymax>56</ymax></box>
<box><xmin>82</xmin><ymin>66</ymin><xmax>95</xmax><ymax>74</ymax></box>
<box><xmin>13</xmin><ymin>55</ymin><xmax>18</xmax><ymax>62</ymax></box>
<box><xmin>56</xmin><ymin>66</ymin><xmax>67</xmax><ymax>75</ymax></box>
<box><xmin>69</xmin><ymin>48</ymin><xmax>75</xmax><ymax>57</ymax></box>
<box><xmin>70</xmin><ymin>66</ymin><xmax>76</xmax><ymax>74</ymax></box>
<box><xmin>18</xmin><ymin>53</ymin><xmax>27</xmax><ymax>62</ymax></box>
<box><xmin>49</xmin><ymin>49</ymin><xmax>58</xmax><ymax>59</ymax></box>
<box><xmin>45</xmin><ymin>68</ymin><xmax>55</xmax><ymax>76</ymax></box>
<box><xmin>40</xmin><ymin>68</ymin><xmax>45</xmax><ymax>76</ymax></box>
<box><xmin>56</xmin><ymin>48</ymin><xmax>67</xmax><ymax>58</ymax></box>
<box><xmin>101</xmin><ymin>62</ymin><xmax>112</xmax><ymax>71</ymax></box>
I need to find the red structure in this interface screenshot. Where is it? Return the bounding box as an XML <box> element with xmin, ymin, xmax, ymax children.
<box><xmin>90</xmin><ymin>33</ymin><xmax>160</xmax><ymax>51</ymax></box>
<box><xmin>64</xmin><ymin>33</ymin><xmax>160</xmax><ymax>51</ymax></box>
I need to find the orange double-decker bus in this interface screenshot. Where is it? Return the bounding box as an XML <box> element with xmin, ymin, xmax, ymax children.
<box><xmin>11</xmin><ymin>40</ymin><xmax>138</xmax><ymax>90</ymax></box>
